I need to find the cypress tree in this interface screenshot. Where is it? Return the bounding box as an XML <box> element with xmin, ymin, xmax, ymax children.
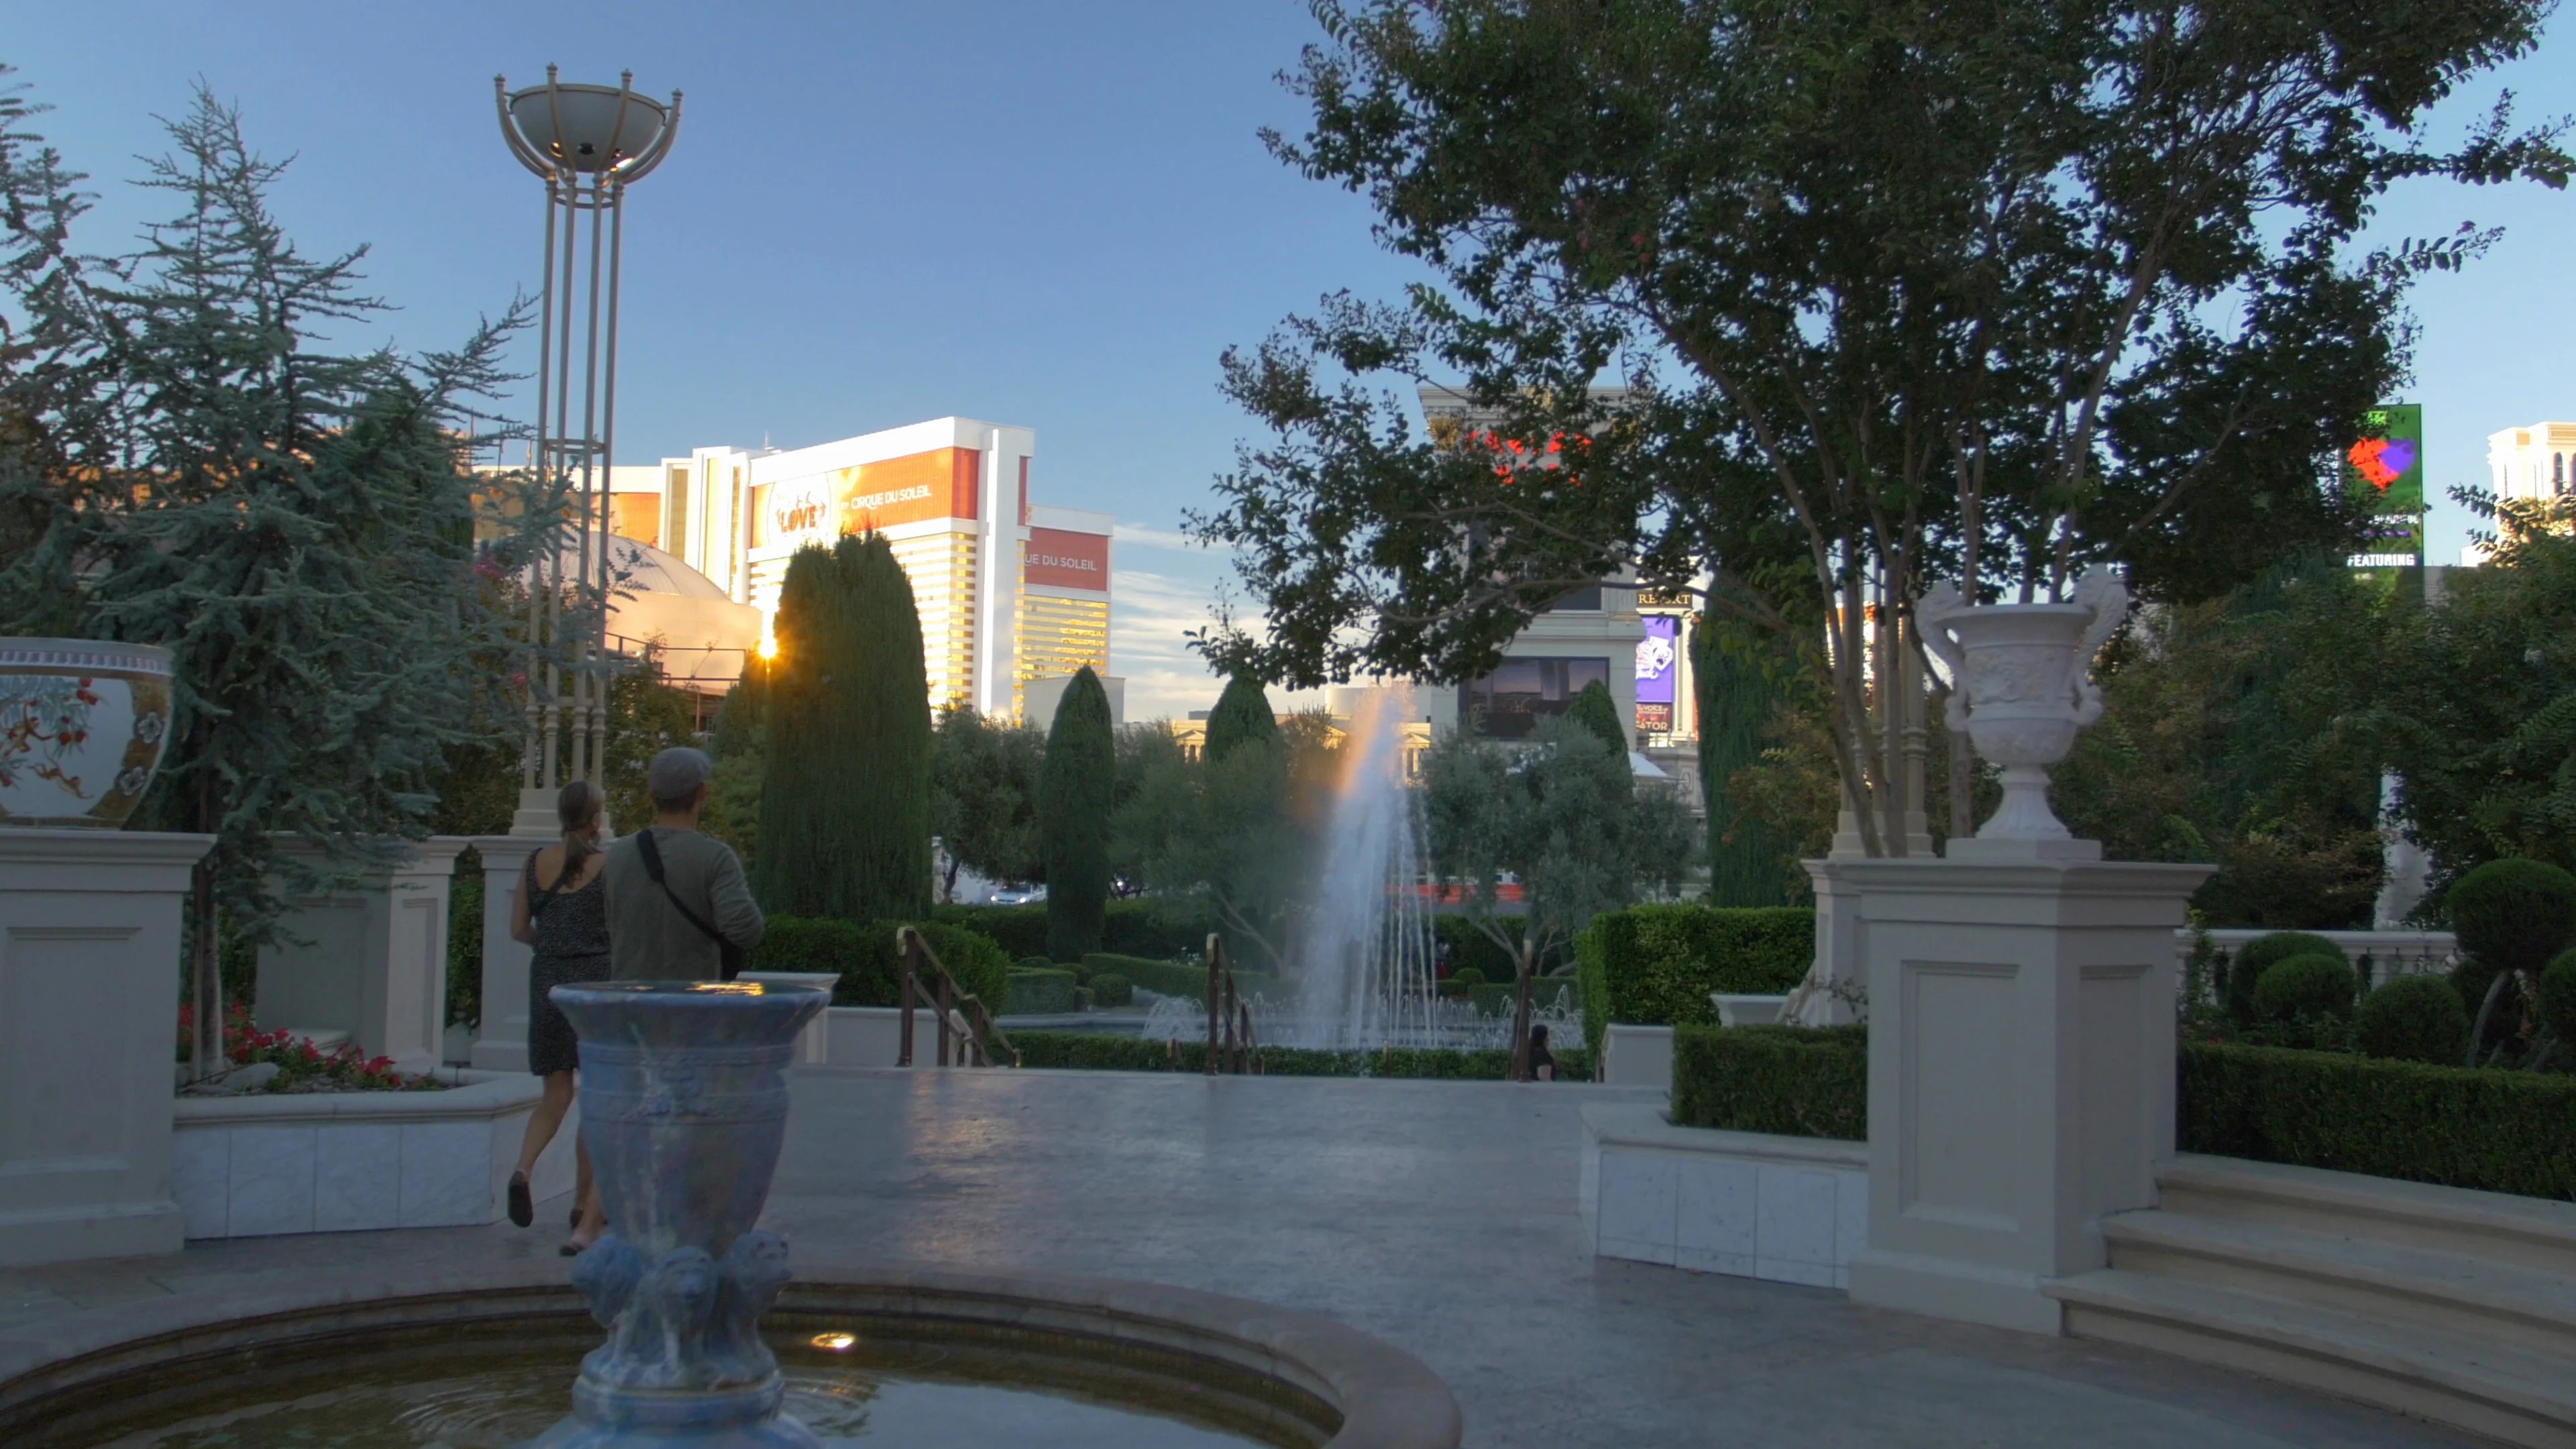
<box><xmin>1694</xmin><ymin>615</ymin><xmax>1795</xmax><ymax>906</ymax></box>
<box><xmin>754</xmin><ymin>535</ymin><xmax>931</xmax><ymax>920</ymax></box>
<box><xmin>1201</xmin><ymin>672</ymin><xmax>1279</xmax><ymax>763</ymax></box>
<box><xmin>1564</xmin><ymin>680</ymin><xmax>1630</xmax><ymax>772</ymax></box>
<box><xmin>1040</xmin><ymin>665</ymin><xmax>1116</xmax><ymax>961</ymax></box>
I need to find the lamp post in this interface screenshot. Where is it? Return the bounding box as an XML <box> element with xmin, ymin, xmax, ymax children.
<box><xmin>496</xmin><ymin>67</ymin><xmax>681</xmax><ymax>828</ymax></box>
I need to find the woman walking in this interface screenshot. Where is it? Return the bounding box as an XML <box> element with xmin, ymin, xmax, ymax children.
<box><xmin>508</xmin><ymin>780</ymin><xmax>610</xmax><ymax>1252</ymax></box>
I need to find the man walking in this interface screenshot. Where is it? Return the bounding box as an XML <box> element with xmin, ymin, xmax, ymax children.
<box><xmin>605</xmin><ymin>747</ymin><xmax>765</xmax><ymax>980</ymax></box>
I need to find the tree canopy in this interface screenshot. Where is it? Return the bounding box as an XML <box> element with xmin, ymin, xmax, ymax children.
<box><xmin>1040</xmin><ymin>666</ymin><xmax>1116</xmax><ymax>960</ymax></box>
<box><xmin>931</xmin><ymin>705</ymin><xmax>1047</xmax><ymax>898</ymax></box>
<box><xmin>1195</xmin><ymin>0</ymin><xmax>2567</xmax><ymax>857</ymax></box>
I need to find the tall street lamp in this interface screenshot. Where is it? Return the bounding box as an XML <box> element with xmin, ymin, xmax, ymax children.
<box><xmin>496</xmin><ymin>67</ymin><xmax>681</xmax><ymax>827</ymax></box>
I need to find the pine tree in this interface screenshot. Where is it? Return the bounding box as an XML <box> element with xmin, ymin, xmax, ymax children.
<box><xmin>1694</xmin><ymin>614</ymin><xmax>1796</xmax><ymax>907</ymax></box>
<box><xmin>1040</xmin><ymin>665</ymin><xmax>1116</xmax><ymax>960</ymax></box>
<box><xmin>1201</xmin><ymin>672</ymin><xmax>1279</xmax><ymax>763</ymax></box>
<box><xmin>1564</xmin><ymin>680</ymin><xmax>1631</xmax><ymax>782</ymax></box>
<box><xmin>0</xmin><ymin>80</ymin><xmax>531</xmax><ymax>1079</ymax></box>
<box><xmin>754</xmin><ymin>535</ymin><xmax>931</xmax><ymax>921</ymax></box>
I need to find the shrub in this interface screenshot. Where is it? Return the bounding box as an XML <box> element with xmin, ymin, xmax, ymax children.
<box><xmin>1015</xmin><ymin>953</ymin><xmax>1055</xmax><ymax>973</ymax></box>
<box><xmin>1089</xmin><ymin>972</ymin><xmax>1133</xmax><ymax>1008</ymax></box>
<box><xmin>1434</xmin><ymin>913</ymin><xmax>1524</xmax><ymax>981</ymax></box>
<box><xmin>1008</xmin><ymin>1030</ymin><xmax>1593</xmax><ymax>1081</ymax></box>
<box><xmin>1077</xmin><ymin>952</ymin><xmax>1283</xmax><ymax>1003</ymax></box>
<box><xmin>1670</xmin><ymin>1024</ymin><xmax>1866</xmax><ymax>1141</ymax></box>
<box><xmin>2179</xmin><ymin>1040</ymin><xmax>2576</xmax><ymax>1199</ymax></box>
<box><xmin>2252</xmin><ymin>953</ymin><xmax>2358</xmax><ymax>1024</ymax></box>
<box><xmin>2540</xmin><ymin>949</ymin><xmax>2576</xmax><ymax>1044</ymax></box>
<box><xmin>747</xmin><ymin>917</ymin><xmax>1008</xmax><ymax>1012</ymax></box>
<box><xmin>447</xmin><ymin>869</ymin><xmax>484</xmax><ymax>1028</ymax></box>
<box><xmin>2447</xmin><ymin>859</ymin><xmax>2576</xmax><ymax>979</ymax></box>
<box><xmin>935</xmin><ymin>900</ymin><xmax>1213</xmax><ymax>961</ymax></box>
<box><xmin>2355</xmin><ymin>973</ymin><xmax>2472</xmax><ymax>1065</ymax></box>
<box><xmin>1005</xmin><ymin>966</ymin><xmax>1081</xmax><ymax>1015</ymax></box>
<box><xmin>1450</xmin><ymin>967</ymin><xmax>1488</xmax><ymax>989</ymax></box>
<box><xmin>1582</xmin><ymin>906</ymin><xmax>1814</xmax><ymax>1043</ymax></box>
<box><xmin>2223</xmin><ymin>930</ymin><xmax>2342</xmax><ymax>1022</ymax></box>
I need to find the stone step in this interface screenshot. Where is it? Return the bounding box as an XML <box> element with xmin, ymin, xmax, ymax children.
<box><xmin>2105</xmin><ymin>1210</ymin><xmax>2576</xmax><ymax>1361</ymax></box>
<box><xmin>2159</xmin><ymin>1153</ymin><xmax>2576</xmax><ymax>1278</ymax></box>
<box><xmin>2050</xmin><ymin>1268</ymin><xmax>2576</xmax><ymax>1449</ymax></box>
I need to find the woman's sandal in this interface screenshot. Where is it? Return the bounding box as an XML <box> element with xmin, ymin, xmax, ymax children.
<box><xmin>507</xmin><ymin>1173</ymin><xmax>533</xmax><ymax>1228</ymax></box>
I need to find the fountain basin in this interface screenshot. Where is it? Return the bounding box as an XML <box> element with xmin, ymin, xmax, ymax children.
<box><xmin>0</xmin><ymin>1260</ymin><xmax>1461</xmax><ymax>1448</ymax></box>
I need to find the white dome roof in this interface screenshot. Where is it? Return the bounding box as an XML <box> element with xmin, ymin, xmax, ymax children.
<box><xmin>530</xmin><ymin>533</ymin><xmax>731</xmax><ymax>600</ymax></box>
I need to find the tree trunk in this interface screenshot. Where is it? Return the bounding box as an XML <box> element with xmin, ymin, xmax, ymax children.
<box><xmin>1507</xmin><ymin>937</ymin><xmax>1537</xmax><ymax>1081</ymax></box>
<box><xmin>188</xmin><ymin>859</ymin><xmax>223</xmax><ymax>1083</ymax></box>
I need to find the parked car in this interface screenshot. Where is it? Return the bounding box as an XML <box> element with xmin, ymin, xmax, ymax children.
<box><xmin>988</xmin><ymin>885</ymin><xmax>1046</xmax><ymax>906</ymax></box>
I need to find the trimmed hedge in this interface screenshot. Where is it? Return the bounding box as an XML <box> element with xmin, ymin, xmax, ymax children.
<box><xmin>1580</xmin><ymin>906</ymin><xmax>1815</xmax><ymax>1054</ymax></box>
<box><xmin>2224</xmin><ymin>930</ymin><xmax>2342</xmax><ymax>1022</ymax></box>
<box><xmin>2179</xmin><ymin>1040</ymin><xmax>2576</xmax><ymax>1200</ymax></box>
<box><xmin>1670</xmin><ymin>1024</ymin><xmax>1866</xmax><ymax>1141</ymax></box>
<box><xmin>1009</xmin><ymin>1030</ymin><xmax>1593</xmax><ymax>1081</ymax></box>
<box><xmin>2253</xmin><ymin>953</ymin><xmax>2358</xmax><ymax>1024</ymax></box>
<box><xmin>747</xmin><ymin>917</ymin><xmax>1010</xmax><ymax>1012</ymax></box>
<box><xmin>1079</xmin><ymin>952</ymin><xmax>1283</xmax><ymax>1003</ymax></box>
<box><xmin>934</xmin><ymin>899</ymin><xmax>1216</xmax><ymax>963</ymax></box>
<box><xmin>1004</xmin><ymin>966</ymin><xmax>1081</xmax><ymax>1015</ymax></box>
<box><xmin>2356</xmin><ymin>973</ymin><xmax>2470</xmax><ymax>1065</ymax></box>
<box><xmin>1089</xmin><ymin>973</ymin><xmax>1133</xmax><ymax>1008</ymax></box>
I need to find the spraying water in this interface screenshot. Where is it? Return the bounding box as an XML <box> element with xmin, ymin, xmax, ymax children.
<box><xmin>1285</xmin><ymin>686</ymin><xmax>1440</xmax><ymax>1049</ymax></box>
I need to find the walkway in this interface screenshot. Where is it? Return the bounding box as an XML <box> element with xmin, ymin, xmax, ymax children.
<box><xmin>2</xmin><ymin>1069</ymin><xmax>2483</xmax><ymax>1448</ymax></box>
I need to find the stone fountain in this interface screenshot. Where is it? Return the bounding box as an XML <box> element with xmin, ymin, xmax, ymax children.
<box><xmin>539</xmin><ymin>980</ymin><xmax>829</xmax><ymax>1449</ymax></box>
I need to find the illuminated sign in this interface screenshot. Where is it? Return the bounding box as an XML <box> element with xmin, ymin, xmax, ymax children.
<box><xmin>1024</xmin><ymin>527</ymin><xmax>1110</xmax><ymax>592</ymax></box>
<box><xmin>2346</xmin><ymin>403</ymin><xmax>2424</xmax><ymax>566</ymax></box>
<box><xmin>1635</xmin><ymin>614</ymin><xmax>1678</xmax><ymax>732</ymax></box>
<box><xmin>765</xmin><ymin>478</ymin><xmax>830</xmax><ymax>543</ymax></box>
<box><xmin>837</xmin><ymin>449</ymin><xmax>981</xmax><ymax>531</ymax></box>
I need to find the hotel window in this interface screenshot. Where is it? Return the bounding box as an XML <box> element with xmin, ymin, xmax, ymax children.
<box><xmin>665</xmin><ymin>466</ymin><xmax>690</xmax><ymax>560</ymax></box>
<box><xmin>1548</xmin><ymin>584</ymin><xmax>1604</xmax><ymax>612</ymax></box>
<box><xmin>1459</xmin><ymin>657</ymin><xmax>1610</xmax><ymax>739</ymax></box>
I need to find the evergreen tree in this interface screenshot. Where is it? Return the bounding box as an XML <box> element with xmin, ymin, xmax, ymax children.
<box><xmin>1040</xmin><ymin>665</ymin><xmax>1116</xmax><ymax>960</ymax></box>
<box><xmin>753</xmin><ymin>536</ymin><xmax>932</xmax><ymax>921</ymax></box>
<box><xmin>1201</xmin><ymin>672</ymin><xmax>1279</xmax><ymax>764</ymax></box>
<box><xmin>0</xmin><ymin>80</ymin><xmax>530</xmax><ymax>1079</ymax></box>
<box><xmin>1564</xmin><ymin>680</ymin><xmax>1629</xmax><ymax>773</ymax></box>
<box><xmin>1693</xmin><ymin>616</ymin><xmax>1798</xmax><ymax>907</ymax></box>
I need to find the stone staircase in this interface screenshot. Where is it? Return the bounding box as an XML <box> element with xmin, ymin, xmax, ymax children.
<box><xmin>2048</xmin><ymin>1155</ymin><xmax>2576</xmax><ymax>1449</ymax></box>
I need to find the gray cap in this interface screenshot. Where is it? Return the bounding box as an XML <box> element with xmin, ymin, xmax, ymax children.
<box><xmin>647</xmin><ymin>746</ymin><xmax>714</xmax><ymax>801</ymax></box>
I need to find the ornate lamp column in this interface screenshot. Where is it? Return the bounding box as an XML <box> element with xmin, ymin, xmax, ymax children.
<box><xmin>496</xmin><ymin>67</ymin><xmax>682</xmax><ymax>830</ymax></box>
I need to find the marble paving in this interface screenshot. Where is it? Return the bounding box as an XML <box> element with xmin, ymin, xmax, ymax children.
<box><xmin>1</xmin><ymin>1068</ymin><xmax>2487</xmax><ymax>1448</ymax></box>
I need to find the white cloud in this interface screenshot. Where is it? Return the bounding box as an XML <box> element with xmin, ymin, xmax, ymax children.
<box><xmin>1107</xmin><ymin>568</ymin><xmax>1328</xmax><ymax>722</ymax></box>
<box><xmin>1111</xmin><ymin>523</ymin><xmax>1204</xmax><ymax>553</ymax></box>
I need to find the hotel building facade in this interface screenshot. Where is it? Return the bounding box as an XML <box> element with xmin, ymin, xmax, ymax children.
<box><xmin>610</xmin><ymin>417</ymin><xmax>1110</xmax><ymax>722</ymax></box>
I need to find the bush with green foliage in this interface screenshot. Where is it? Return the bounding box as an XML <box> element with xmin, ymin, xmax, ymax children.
<box><xmin>1005</xmin><ymin>967</ymin><xmax>1082</xmax><ymax>1015</ymax></box>
<box><xmin>1434</xmin><ymin>913</ymin><xmax>1524</xmax><ymax>981</ymax></box>
<box><xmin>2355</xmin><ymin>974</ymin><xmax>2472</xmax><ymax>1066</ymax></box>
<box><xmin>1670</xmin><ymin>1024</ymin><xmax>1866</xmax><ymax>1141</ymax></box>
<box><xmin>1076</xmin><ymin>952</ymin><xmax>1282</xmax><ymax>1002</ymax></box>
<box><xmin>1040</xmin><ymin>667</ymin><xmax>1117</xmax><ymax>961</ymax></box>
<box><xmin>1447</xmin><ymin>967</ymin><xmax>1487</xmax><ymax>989</ymax></box>
<box><xmin>745</xmin><ymin>917</ymin><xmax>1008</xmax><ymax>1012</ymax></box>
<box><xmin>447</xmin><ymin>867</ymin><xmax>484</xmax><ymax>1028</ymax></box>
<box><xmin>1088</xmin><ymin>973</ymin><xmax>1133</xmax><ymax>1008</ymax></box>
<box><xmin>2539</xmin><ymin>949</ymin><xmax>2576</xmax><ymax>1045</ymax></box>
<box><xmin>2180</xmin><ymin>1040</ymin><xmax>2576</xmax><ymax>1200</ymax></box>
<box><xmin>1009</xmin><ymin>1030</ymin><xmax>1593</xmax><ymax>1081</ymax></box>
<box><xmin>2448</xmin><ymin>859</ymin><xmax>2576</xmax><ymax>979</ymax></box>
<box><xmin>2252</xmin><ymin>953</ymin><xmax>2357</xmax><ymax>1024</ymax></box>
<box><xmin>1580</xmin><ymin>906</ymin><xmax>1814</xmax><ymax>1053</ymax></box>
<box><xmin>2224</xmin><ymin>930</ymin><xmax>2343</xmax><ymax>1023</ymax></box>
<box><xmin>934</xmin><ymin>900</ymin><xmax>1214</xmax><ymax>961</ymax></box>
<box><xmin>1201</xmin><ymin>674</ymin><xmax>1281</xmax><ymax>763</ymax></box>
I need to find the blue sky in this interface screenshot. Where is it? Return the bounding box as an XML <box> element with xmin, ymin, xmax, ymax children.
<box><xmin>11</xmin><ymin>2</ymin><xmax>2575</xmax><ymax>718</ymax></box>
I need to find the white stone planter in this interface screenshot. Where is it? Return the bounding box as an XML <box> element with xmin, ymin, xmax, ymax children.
<box><xmin>1580</xmin><ymin>1102</ymin><xmax>1867</xmax><ymax>1288</ymax></box>
<box><xmin>172</xmin><ymin>1069</ymin><xmax>577</xmax><ymax>1238</ymax></box>
<box><xmin>1919</xmin><ymin>568</ymin><xmax>2126</xmax><ymax>859</ymax></box>
<box><xmin>1598</xmin><ymin>1023</ymin><xmax>1674</xmax><ymax>1090</ymax></box>
<box><xmin>820</xmin><ymin>1006</ymin><xmax>947</xmax><ymax>1069</ymax></box>
<box><xmin>1713</xmin><ymin>993</ymin><xmax>1787</xmax><ymax>1027</ymax></box>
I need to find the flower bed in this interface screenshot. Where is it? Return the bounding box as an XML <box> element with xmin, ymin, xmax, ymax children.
<box><xmin>176</xmin><ymin>1002</ymin><xmax>444</xmax><ymax>1092</ymax></box>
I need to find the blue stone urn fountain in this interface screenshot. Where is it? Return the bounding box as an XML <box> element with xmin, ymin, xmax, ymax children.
<box><xmin>538</xmin><ymin>981</ymin><xmax>830</xmax><ymax>1449</ymax></box>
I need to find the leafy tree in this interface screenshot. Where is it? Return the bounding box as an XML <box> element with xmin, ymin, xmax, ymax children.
<box><xmin>755</xmin><ymin>535</ymin><xmax>932</xmax><ymax>921</ymax></box>
<box><xmin>1695</xmin><ymin>615</ymin><xmax>1801</xmax><ymax>906</ymax></box>
<box><xmin>1421</xmin><ymin>718</ymin><xmax>1693</xmax><ymax>1077</ymax></box>
<box><xmin>1195</xmin><ymin>0</ymin><xmax>2565</xmax><ymax>860</ymax></box>
<box><xmin>598</xmin><ymin>658</ymin><xmax>700</xmax><ymax>836</ymax></box>
<box><xmin>1040</xmin><ymin>665</ymin><xmax>1116</xmax><ymax>959</ymax></box>
<box><xmin>931</xmin><ymin>705</ymin><xmax>1046</xmax><ymax>898</ymax></box>
<box><xmin>1113</xmin><ymin>723</ymin><xmax>1307</xmax><ymax>971</ymax></box>
<box><xmin>0</xmin><ymin>78</ymin><xmax>531</xmax><ymax>1079</ymax></box>
<box><xmin>1201</xmin><ymin>672</ymin><xmax>1281</xmax><ymax>763</ymax></box>
<box><xmin>699</xmin><ymin>665</ymin><xmax>770</xmax><ymax>867</ymax></box>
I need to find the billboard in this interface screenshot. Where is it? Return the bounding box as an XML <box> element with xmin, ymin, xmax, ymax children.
<box><xmin>836</xmin><ymin>447</ymin><xmax>981</xmax><ymax>532</ymax></box>
<box><xmin>2347</xmin><ymin>403</ymin><xmax>2424</xmax><ymax>566</ymax></box>
<box><xmin>1635</xmin><ymin>614</ymin><xmax>1679</xmax><ymax>733</ymax></box>
<box><xmin>1024</xmin><ymin>527</ymin><xmax>1111</xmax><ymax>592</ymax></box>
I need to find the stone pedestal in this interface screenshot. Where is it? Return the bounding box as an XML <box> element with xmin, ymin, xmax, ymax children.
<box><xmin>254</xmin><ymin>838</ymin><xmax>466</xmax><ymax>1073</ymax></box>
<box><xmin>1841</xmin><ymin>855</ymin><xmax>2210</xmax><ymax>1334</ymax></box>
<box><xmin>466</xmin><ymin>835</ymin><xmax>544</xmax><ymax>1073</ymax></box>
<box><xmin>0</xmin><ymin>828</ymin><xmax>213</xmax><ymax>1266</ymax></box>
<box><xmin>1792</xmin><ymin>857</ymin><xmax>1866</xmax><ymax>1026</ymax></box>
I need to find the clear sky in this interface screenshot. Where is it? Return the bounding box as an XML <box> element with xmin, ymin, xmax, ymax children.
<box><xmin>10</xmin><ymin>2</ymin><xmax>2575</xmax><ymax>719</ymax></box>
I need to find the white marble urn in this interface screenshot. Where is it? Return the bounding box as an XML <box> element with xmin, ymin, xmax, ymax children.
<box><xmin>0</xmin><ymin>637</ymin><xmax>175</xmax><ymax>828</ymax></box>
<box><xmin>1919</xmin><ymin>570</ymin><xmax>2126</xmax><ymax>856</ymax></box>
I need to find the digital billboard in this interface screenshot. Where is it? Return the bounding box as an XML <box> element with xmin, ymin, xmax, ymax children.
<box><xmin>1635</xmin><ymin>615</ymin><xmax>1679</xmax><ymax>733</ymax></box>
<box><xmin>2346</xmin><ymin>403</ymin><xmax>2424</xmax><ymax>566</ymax></box>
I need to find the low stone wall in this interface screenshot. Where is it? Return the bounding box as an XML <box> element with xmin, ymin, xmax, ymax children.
<box><xmin>1580</xmin><ymin>1101</ymin><xmax>1866</xmax><ymax>1288</ymax></box>
<box><xmin>1598</xmin><ymin>1023</ymin><xmax>1674</xmax><ymax>1089</ymax></box>
<box><xmin>172</xmin><ymin>1070</ymin><xmax>576</xmax><ymax>1238</ymax></box>
<box><xmin>819</xmin><ymin>1006</ymin><xmax>950</xmax><ymax>1069</ymax></box>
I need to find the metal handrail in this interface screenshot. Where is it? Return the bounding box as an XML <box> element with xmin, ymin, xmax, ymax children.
<box><xmin>896</xmin><ymin>926</ymin><xmax>1020</xmax><ymax>1069</ymax></box>
<box><xmin>1205</xmin><ymin>932</ymin><xmax>1261</xmax><ymax>1075</ymax></box>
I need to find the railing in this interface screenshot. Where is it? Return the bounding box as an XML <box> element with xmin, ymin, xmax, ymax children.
<box><xmin>2174</xmin><ymin>928</ymin><xmax>2458</xmax><ymax>1006</ymax></box>
<box><xmin>1205</xmin><ymin>932</ymin><xmax>1261</xmax><ymax>1075</ymax></box>
<box><xmin>896</xmin><ymin>926</ymin><xmax>1020</xmax><ymax>1069</ymax></box>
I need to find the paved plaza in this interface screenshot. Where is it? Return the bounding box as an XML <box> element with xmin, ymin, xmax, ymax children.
<box><xmin>1</xmin><ymin>1068</ymin><xmax>2487</xmax><ymax>1448</ymax></box>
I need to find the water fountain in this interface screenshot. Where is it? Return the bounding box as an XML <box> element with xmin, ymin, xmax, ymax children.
<box><xmin>1286</xmin><ymin>687</ymin><xmax>1440</xmax><ymax>1051</ymax></box>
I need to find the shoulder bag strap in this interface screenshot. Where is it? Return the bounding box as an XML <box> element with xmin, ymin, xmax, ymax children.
<box><xmin>635</xmin><ymin>828</ymin><xmax>727</xmax><ymax>947</ymax></box>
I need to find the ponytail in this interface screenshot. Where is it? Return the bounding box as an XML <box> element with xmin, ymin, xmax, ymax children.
<box><xmin>557</xmin><ymin>780</ymin><xmax>604</xmax><ymax>875</ymax></box>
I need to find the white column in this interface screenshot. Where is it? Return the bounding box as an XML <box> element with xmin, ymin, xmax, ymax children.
<box><xmin>1842</xmin><ymin>855</ymin><xmax>2211</xmax><ymax>1334</ymax></box>
<box><xmin>0</xmin><ymin>828</ymin><xmax>213</xmax><ymax>1266</ymax></box>
<box><xmin>254</xmin><ymin>837</ymin><xmax>466</xmax><ymax>1073</ymax></box>
<box><xmin>467</xmin><ymin>833</ymin><xmax>545</xmax><ymax>1073</ymax></box>
<box><xmin>1792</xmin><ymin>858</ymin><xmax>1866</xmax><ymax>1026</ymax></box>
